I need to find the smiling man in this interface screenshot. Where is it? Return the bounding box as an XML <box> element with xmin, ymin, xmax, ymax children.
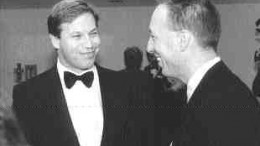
<box><xmin>147</xmin><ymin>0</ymin><xmax>260</xmax><ymax>145</ymax></box>
<box><xmin>12</xmin><ymin>0</ymin><xmax>154</xmax><ymax>146</ymax></box>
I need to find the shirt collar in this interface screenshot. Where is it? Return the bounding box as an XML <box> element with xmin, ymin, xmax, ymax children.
<box><xmin>186</xmin><ymin>56</ymin><xmax>221</xmax><ymax>102</ymax></box>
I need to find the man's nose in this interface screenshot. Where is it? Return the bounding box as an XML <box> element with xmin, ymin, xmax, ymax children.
<box><xmin>83</xmin><ymin>35</ymin><xmax>92</xmax><ymax>48</ymax></box>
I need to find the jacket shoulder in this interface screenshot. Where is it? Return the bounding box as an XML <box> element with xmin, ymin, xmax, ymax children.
<box><xmin>13</xmin><ymin>67</ymin><xmax>57</xmax><ymax>102</ymax></box>
<box><xmin>15</xmin><ymin>67</ymin><xmax>56</xmax><ymax>88</ymax></box>
<box><xmin>198</xmin><ymin>61</ymin><xmax>257</xmax><ymax>106</ymax></box>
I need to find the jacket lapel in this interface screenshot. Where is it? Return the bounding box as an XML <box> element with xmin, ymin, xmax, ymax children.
<box><xmin>188</xmin><ymin>61</ymin><xmax>224</xmax><ymax>106</ymax></box>
<box><xmin>96</xmin><ymin>65</ymin><xmax>129</xmax><ymax>146</ymax></box>
<box><xmin>45</xmin><ymin>67</ymin><xmax>80</xmax><ymax>146</ymax></box>
<box><xmin>96</xmin><ymin>65</ymin><xmax>109</xmax><ymax>145</ymax></box>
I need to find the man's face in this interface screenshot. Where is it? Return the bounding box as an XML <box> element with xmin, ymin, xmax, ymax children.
<box><xmin>51</xmin><ymin>12</ymin><xmax>100</xmax><ymax>73</ymax></box>
<box><xmin>147</xmin><ymin>5</ymin><xmax>182</xmax><ymax>78</ymax></box>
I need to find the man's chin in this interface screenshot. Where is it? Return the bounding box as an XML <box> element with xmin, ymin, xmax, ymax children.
<box><xmin>80</xmin><ymin>63</ymin><xmax>95</xmax><ymax>70</ymax></box>
<box><xmin>162</xmin><ymin>68</ymin><xmax>177</xmax><ymax>79</ymax></box>
<box><xmin>161</xmin><ymin>69</ymin><xmax>171</xmax><ymax>77</ymax></box>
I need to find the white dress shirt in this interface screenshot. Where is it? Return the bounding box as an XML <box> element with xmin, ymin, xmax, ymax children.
<box><xmin>57</xmin><ymin>60</ymin><xmax>104</xmax><ymax>146</ymax></box>
<box><xmin>186</xmin><ymin>57</ymin><xmax>221</xmax><ymax>102</ymax></box>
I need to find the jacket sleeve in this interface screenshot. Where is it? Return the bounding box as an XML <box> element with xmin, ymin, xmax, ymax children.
<box><xmin>12</xmin><ymin>83</ymin><xmax>39</xmax><ymax>146</ymax></box>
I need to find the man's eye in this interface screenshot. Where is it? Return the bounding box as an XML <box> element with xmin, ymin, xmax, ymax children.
<box><xmin>90</xmin><ymin>32</ymin><xmax>98</xmax><ymax>36</ymax></box>
<box><xmin>72</xmin><ymin>34</ymin><xmax>82</xmax><ymax>38</ymax></box>
<box><xmin>150</xmin><ymin>35</ymin><xmax>155</xmax><ymax>40</ymax></box>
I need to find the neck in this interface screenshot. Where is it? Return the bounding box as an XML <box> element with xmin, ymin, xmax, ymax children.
<box><xmin>183</xmin><ymin>48</ymin><xmax>217</xmax><ymax>83</ymax></box>
<box><xmin>57</xmin><ymin>59</ymin><xmax>94</xmax><ymax>75</ymax></box>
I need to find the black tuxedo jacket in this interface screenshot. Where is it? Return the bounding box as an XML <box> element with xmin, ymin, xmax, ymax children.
<box><xmin>174</xmin><ymin>61</ymin><xmax>260</xmax><ymax>146</ymax></box>
<box><xmin>13</xmin><ymin>65</ymin><xmax>148</xmax><ymax>146</ymax></box>
<box><xmin>252</xmin><ymin>71</ymin><xmax>260</xmax><ymax>97</ymax></box>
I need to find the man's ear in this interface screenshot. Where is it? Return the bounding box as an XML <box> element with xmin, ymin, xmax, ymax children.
<box><xmin>49</xmin><ymin>34</ymin><xmax>60</xmax><ymax>49</ymax></box>
<box><xmin>177</xmin><ymin>30</ymin><xmax>192</xmax><ymax>52</ymax></box>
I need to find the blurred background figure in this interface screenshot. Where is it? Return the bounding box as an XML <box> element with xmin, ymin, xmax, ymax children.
<box><xmin>120</xmin><ymin>46</ymin><xmax>154</xmax><ymax>105</ymax></box>
<box><xmin>120</xmin><ymin>46</ymin><xmax>155</xmax><ymax>145</ymax></box>
<box><xmin>122</xmin><ymin>46</ymin><xmax>143</xmax><ymax>72</ymax></box>
<box><xmin>0</xmin><ymin>90</ymin><xmax>28</xmax><ymax>146</ymax></box>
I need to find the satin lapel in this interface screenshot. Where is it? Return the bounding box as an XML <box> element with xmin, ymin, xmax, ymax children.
<box><xmin>188</xmin><ymin>61</ymin><xmax>224</xmax><ymax>106</ymax></box>
<box><xmin>96</xmin><ymin>66</ymin><xmax>108</xmax><ymax>145</ymax></box>
<box><xmin>96</xmin><ymin>66</ymin><xmax>130</xmax><ymax>146</ymax></box>
<box><xmin>47</xmin><ymin>67</ymin><xmax>79</xmax><ymax>146</ymax></box>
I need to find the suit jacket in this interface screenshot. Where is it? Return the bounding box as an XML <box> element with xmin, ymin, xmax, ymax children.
<box><xmin>12</xmin><ymin>65</ymin><xmax>149</xmax><ymax>146</ymax></box>
<box><xmin>118</xmin><ymin>69</ymin><xmax>155</xmax><ymax>146</ymax></box>
<box><xmin>252</xmin><ymin>71</ymin><xmax>260</xmax><ymax>97</ymax></box>
<box><xmin>173</xmin><ymin>61</ymin><xmax>260</xmax><ymax>146</ymax></box>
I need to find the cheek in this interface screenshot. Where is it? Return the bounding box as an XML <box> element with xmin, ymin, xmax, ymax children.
<box><xmin>60</xmin><ymin>42</ymin><xmax>79</xmax><ymax>60</ymax></box>
<box><xmin>92</xmin><ymin>36</ymin><xmax>101</xmax><ymax>46</ymax></box>
<box><xmin>162</xmin><ymin>54</ymin><xmax>173</xmax><ymax>68</ymax></box>
<box><xmin>153</xmin><ymin>40</ymin><xmax>164</xmax><ymax>55</ymax></box>
<box><xmin>160</xmin><ymin>46</ymin><xmax>175</xmax><ymax>68</ymax></box>
<box><xmin>60</xmin><ymin>38</ymin><xmax>75</xmax><ymax>50</ymax></box>
<box><xmin>157</xmin><ymin>41</ymin><xmax>171</xmax><ymax>58</ymax></box>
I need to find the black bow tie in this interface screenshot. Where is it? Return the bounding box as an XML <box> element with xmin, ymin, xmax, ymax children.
<box><xmin>64</xmin><ymin>71</ymin><xmax>94</xmax><ymax>89</ymax></box>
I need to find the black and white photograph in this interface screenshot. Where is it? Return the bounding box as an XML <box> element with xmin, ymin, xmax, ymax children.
<box><xmin>0</xmin><ymin>0</ymin><xmax>260</xmax><ymax>146</ymax></box>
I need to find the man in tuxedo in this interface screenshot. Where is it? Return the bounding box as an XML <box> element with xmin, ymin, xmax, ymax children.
<box><xmin>12</xmin><ymin>0</ymin><xmax>153</xmax><ymax>146</ymax></box>
<box><xmin>147</xmin><ymin>0</ymin><xmax>260</xmax><ymax>145</ymax></box>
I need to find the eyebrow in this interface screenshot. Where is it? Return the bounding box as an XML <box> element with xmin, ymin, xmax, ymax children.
<box><xmin>89</xmin><ymin>28</ymin><xmax>98</xmax><ymax>33</ymax></box>
<box><xmin>70</xmin><ymin>27</ymin><xmax>98</xmax><ymax>35</ymax></box>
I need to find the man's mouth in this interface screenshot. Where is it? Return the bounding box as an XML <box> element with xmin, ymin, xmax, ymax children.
<box><xmin>156</xmin><ymin>56</ymin><xmax>161</xmax><ymax>62</ymax></box>
<box><xmin>155</xmin><ymin>56</ymin><xmax>163</xmax><ymax>68</ymax></box>
<box><xmin>80</xmin><ymin>51</ymin><xmax>96</xmax><ymax>58</ymax></box>
<box><xmin>85</xmin><ymin>51</ymin><xmax>95</xmax><ymax>53</ymax></box>
<box><xmin>81</xmin><ymin>49</ymin><xmax>96</xmax><ymax>54</ymax></box>
<box><xmin>153</xmin><ymin>54</ymin><xmax>161</xmax><ymax>62</ymax></box>
<box><xmin>149</xmin><ymin>53</ymin><xmax>160</xmax><ymax>62</ymax></box>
